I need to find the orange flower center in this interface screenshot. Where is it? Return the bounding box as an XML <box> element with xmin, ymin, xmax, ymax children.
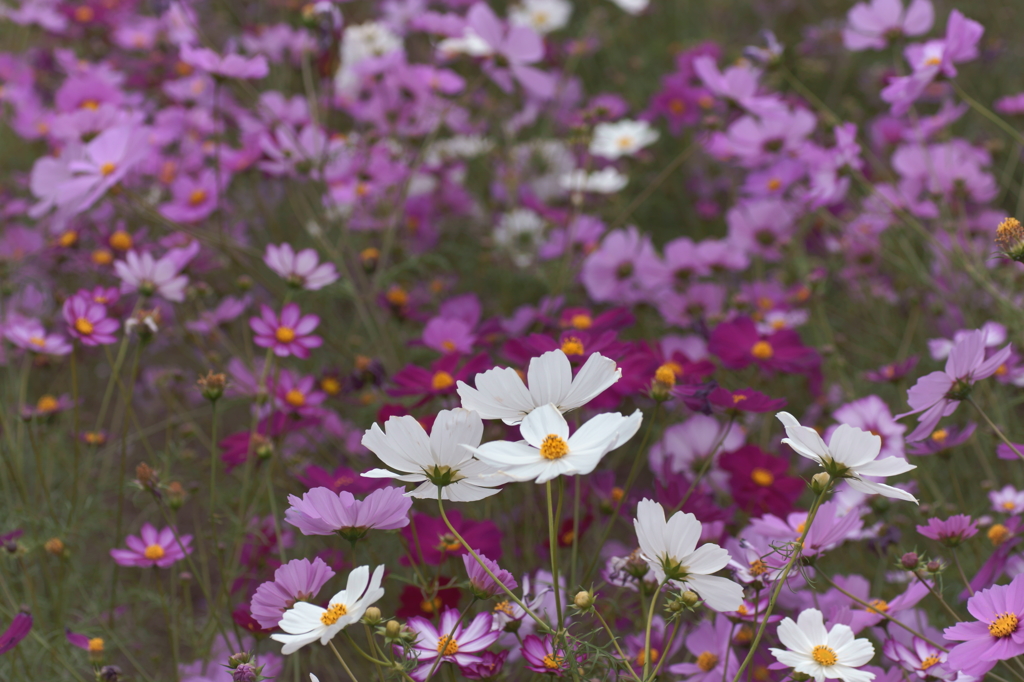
<box><xmin>437</xmin><ymin>635</ymin><xmax>459</xmax><ymax>656</ymax></box>
<box><xmin>654</xmin><ymin>364</ymin><xmax>676</xmax><ymax>386</ymax></box>
<box><xmin>109</xmin><ymin>231</ymin><xmax>132</xmax><ymax>251</ymax></box>
<box><xmin>561</xmin><ymin>336</ymin><xmax>584</xmax><ymax>356</ymax></box>
<box><xmin>36</xmin><ymin>395</ymin><xmax>59</xmax><ymax>412</ymax></box>
<box><xmin>87</xmin><ymin>638</ymin><xmax>104</xmax><ymax>653</ymax></box>
<box><xmin>990</xmin><ymin>613</ymin><xmax>1019</xmax><ymax>638</ymax></box>
<box><xmin>431</xmin><ymin>371</ymin><xmax>455</xmax><ymax>391</ymax></box>
<box><xmin>751</xmin><ymin>341</ymin><xmax>773</xmax><ymax>359</ymax></box>
<box><xmin>143</xmin><ymin>544</ymin><xmax>165</xmax><ymax>561</ymax></box>
<box><xmin>570</xmin><ymin>313</ymin><xmax>592</xmax><ymax>329</ymax></box>
<box><xmin>284</xmin><ymin>389</ymin><xmax>305</xmax><ymax>407</ymax></box>
<box><xmin>540</xmin><ymin>434</ymin><xmax>570</xmax><ymax>460</ymax></box>
<box><xmin>696</xmin><ymin>651</ymin><xmax>718</xmax><ymax>672</ymax></box>
<box><xmin>275</xmin><ymin>327</ymin><xmax>296</xmax><ymax>343</ymax></box>
<box><xmin>542</xmin><ymin>653</ymin><xmax>564</xmax><ymax>669</ymax></box>
<box><xmin>75</xmin><ymin>318</ymin><xmax>95</xmax><ymax>335</ymax></box>
<box><xmin>320</xmin><ymin>602</ymin><xmax>348</xmax><ymax>626</ymax></box>
<box><xmin>188</xmin><ymin>189</ymin><xmax>207</xmax><ymax>206</ymax></box>
<box><xmin>811</xmin><ymin>645</ymin><xmax>838</xmax><ymax>666</ymax></box>
<box><xmin>750</xmin><ymin>468</ymin><xmax>774</xmax><ymax>487</ymax></box>
<box><xmin>100</xmin><ymin>162</ymin><xmax>116</xmax><ymax>176</ymax></box>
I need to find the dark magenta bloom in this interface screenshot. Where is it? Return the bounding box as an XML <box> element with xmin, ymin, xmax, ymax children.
<box><xmin>401</xmin><ymin>512</ymin><xmax>502</xmax><ymax>566</ymax></box>
<box><xmin>708</xmin><ymin>317</ymin><xmax>821</xmax><ymax>383</ymax></box>
<box><xmin>709</xmin><ymin>387</ymin><xmax>787</xmax><ymax>413</ymax></box>
<box><xmin>0</xmin><ymin>612</ymin><xmax>32</xmax><ymax>655</ymax></box>
<box><xmin>906</xmin><ymin>422</ymin><xmax>976</xmax><ymax>456</ymax></box>
<box><xmin>718</xmin><ymin>445</ymin><xmax>804</xmax><ymax>517</ymax></box>
<box><xmin>250</xmin><ymin>303</ymin><xmax>322</xmax><ymax>359</ymax></box>
<box><xmin>865</xmin><ymin>356</ymin><xmax>919</xmax><ymax>383</ymax></box>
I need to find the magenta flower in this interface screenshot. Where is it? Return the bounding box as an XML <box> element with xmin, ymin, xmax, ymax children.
<box><xmin>708</xmin><ymin>317</ymin><xmax>820</xmax><ymax>378</ymax></box>
<box><xmin>462</xmin><ymin>553</ymin><xmax>517</xmax><ymax>599</ymax></box>
<box><xmin>264</xmin><ymin>243</ymin><xmax>339</xmax><ymax>291</ymax></box>
<box><xmin>422</xmin><ymin>316</ymin><xmax>476</xmax><ymax>354</ymax></box>
<box><xmin>462</xmin><ymin>651</ymin><xmax>508</xmax><ymax>680</ymax></box>
<box><xmin>883</xmin><ymin>637</ymin><xmax>954</xmax><ymax>681</ymax></box>
<box><xmin>944</xmin><ymin>572</ymin><xmax>1024</xmax><ymax>678</ymax></box>
<box><xmin>842</xmin><ymin>0</ymin><xmax>934</xmax><ymax>51</ymax></box>
<box><xmin>718</xmin><ymin>445</ymin><xmax>804</xmax><ymax>518</ymax></box>
<box><xmin>708</xmin><ymin>387</ymin><xmax>786</xmax><ymax>414</ymax></box>
<box><xmin>917</xmin><ymin>515</ymin><xmax>978</xmax><ymax>547</ymax></box>
<box><xmin>114</xmin><ymin>250</ymin><xmax>190</xmax><ymax>302</ymax></box>
<box><xmin>401</xmin><ymin>511</ymin><xmax>503</xmax><ymax>566</ymax></box>
<box><xmin>180</xmin><ymin>44</ymin><xmax>269</xmax><ymax>79</ymax></box>
<box><xmin>406</xmin><ymin>610</ymin><xmax>501</xmax><ymax>681</ymax></box>
<box><xmin>898</xmin><ymin>329</ymin><xmax>1011</xmax><ymax>441</ymax></box>
<box><xmin>864</xmin><ymin>356</ymin><xmax>919</xmax><ymax>383</ymax></box>
<box><xmin>109</xmin><ymin>523</ymin><xmax>193</xmax><ymax>568</ymax></box>
<box><xmin>667</xmin><ymin>613</ymin><xmax>739</xmax><ymax>681</ymax></box>
<box><xmin>521</xmin><ymin>634</ymin><xmax>576</xmax><ymax>677</ymax></box>
<box><xmin>906</xmin><ymin>422</ymin><xmax>975</xmax><ymax>456</ymax></box>
<box><xmin>159</xmin><ymin>169</ymin><xmax>219</xmax><ymax>224</ymax></box>
<box><xmin>284</xmin><ymin>486</ymin><xmax>412</xmax><ymax>541</ymax></box>
<box><xmin>5</xmin><ymin>318</ymin><xmax>72</xmax><ymax>355</ymax></box>
<box><xmin>250</xmin><ymin>556</ymin><xmax>336</xmax><ymax>630</ymax></box>
<box><xmin>250</xmin><ymin>304</ymin><xmax>322</xmax><ymax>359</ymax></box>
<box><xmin>0</xmin><ymin>611</ymin><xmax>32</xmax><ymax>655</ymax></box>
<box><xmin>275</xmin><ymin>370</ymin><xmax>327</xmax><ymax>416</ymax></box>
<box><xmin>62</xmin><ymin>293</ymin><xmax>118</xmax><ymax>346</ymax></box>
<box><xmin>991</xmin><ymin>486</ymin><xmax>1024</xmax><ymax>515</ymax></box>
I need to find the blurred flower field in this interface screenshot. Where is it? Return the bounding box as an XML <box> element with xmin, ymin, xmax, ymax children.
<box><xmin>3</xmin><ymin>0</ymin><xmax>1024</xmax><ymax>681</ymax></box>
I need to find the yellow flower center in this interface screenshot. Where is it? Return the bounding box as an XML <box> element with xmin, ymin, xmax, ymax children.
<box><xmin>386</xmin><ymin>286</ymin><xmax>408</xmax><ymax>306</ymax></box>
<box><xmin>920</xmin><ymin>655</ymin><xmax>941</xmax><ymax>671</ymax></box>
<box><xmin>321</xmin><ymin>377</ymin><xmax>341</xmax><ymax>395</ymax></box>
<box><xmin>275</xmin><ymin>326</ymin><xmax>296</xmax><ymax>343</ymax></box>
<box><xmin>1004</xmin><ymin>501</ymin><xmax>1017</xmax><ymax>511</ymax></box>
<box><xmin>285</xmin><ymin>389</ymin><xmax>305</xmax><ymax>407</ymax></box>
<box><xmin>100</xmin><ymin>162</ymin><xmax>117</xmax><ymax>177</ymax></box>
<box><xmin>569</xmin><ymin>313</ymin><xmax>592</xmax><ymax>329</ymax></box>
<box><xmin>143</xmin><ymin>544</ymin><xmax>165</xmax><ymax>561</ymax></box>
<box><xmin>540</xmin><ymin>434</ymin><xmax>570</xmax><ymax>460</ymax></box>
<box><xmin>751</xmin><ymin>468</ymin><xmax>774</xmax><ymax>487</ymax></box>
<box><xmin>58</xmin><ymin>230</ymin><xmax>78</xmax><ymax>247</ymax></box>
<box><xmin>696</xmin><ymin>651</ymin><xmax>718</xmax><ymax>672</ymax></box>
<box><xmin>733</xmin><ymin>394</ymin><xmax>748</xmax><ymax>404</ymax></box>
<box><xmin>751</xmin><ymin>341</ymin><xmax>773</xmax><ymax>359</ymax></box>
<box><xmin>361</xmin><ymin>247</ymin><xmax>380</xmax><ymax>263</ymax></box>
<box><xmin>36</xmin><ymin>395</ymin><xmax>59</xmax><ymax>412</ymax></box>
<box><xmin>654</xmin><ymin>364</ymin><xmax>676</xmax><ymax>386</ymax></box>
<box><xmin>80</xmin><ymin>99</ymin><xmax>99</xmax><ymax>110</ymax></box>
<box><xmin>29</xmin><ymin>336</ymin><xmax>47</xmax><ymax>347</ymax></box>
<box><xmin>924</xmin><ymin>56</ymin><xmax>941</xmax><ymax>66</ymax></box>
<box><xmin>636</xmin><ymin>648</ymin><xmax>661</xmax><ymax>666</ymax></box>
<box><xmin>74</xmin><ymin>6</ymin><xmax>94</xmax><ymax>22</ymax></box>
<box><xmin>542</xmin><ymin>653</ymin><xmax>564</xmax><ymax>669</ymax></box>
<box><xmin>989</xmin><ymin>524</ymin><xmax>1011</xmax><ymax>547</ymax></box>
<box><xmin>990</xmin><ymin>613</ymin><xmax>1019</xmax><ymax>638</ymax></box>
<box><xmin>738</xmin><ymin>605</ymin><xmax>749</xmax><ymax>615</ymax></box>
<box><xmin>437</xmin><ymin>635</ymin><xmax>459</xmax><ymax>656</ymax></box>
<box><xmin>75</xmin><ymin>318</ymin><xmax>95</xmax><ymax>335</ymax></box>
<box><xmin>868</xmin><ymin>599</ymin><xmax>889</xmax><ymax>614</ymax></box>
<box><xmin>561</xmin><ymin>336</ymin><xmax>584</xmax><ymax>356</ymax></box>
<box><xmin>188</xmin><ymin>189</ymin><xmax>207</xmax><ymax>206</ymax></box>
<box><xmin>109</xmin><ymin>231</ymin><xmax>132</xmax><ymax>251</ymax></box>
<box><xmin>611</xmin><ymin>487</ymin><xmax>625</xmax><ymax>503</ymax></box>
<box><xmin>441</xmin><ymin>340</ymin><xmax>456</xmax><ymax>352</ymax></box>
<box><xmin>420</xmin><ymin>596</ymin><xmax>443</xmax><ymax>614</ymax></box>
<box><xmin>432</xmin><ymin>371</ymin><xmax>455</xmax><ymax>391</ymax></box>
<box><xmin>87</xmin><ymin>637</ymin><xmax>104</xmax><ymax>653</ymax></box>
<box><xmin>734</xmin><ymin>626</ymin><xmax>753</xmax><ymax>644</ymax></box>
<box><xmin>811</xmin><ymin>645</ymin><xmax>838</xmax><ymax>666</ymax></box>
<box><xmin>92</xmin><ymin>249</ymin><xmax>113</xmax><ymax>265</ymax></box>
<box><xmin>320</xmin><ymin>602</ymin><xmax>348</xmax><ymax>626</ymax></box>
<box><xmin>749</xmin><ymin>559</ymin><xmax>768</xmax><ymax>576</ymax></box>
<box><xmin>767</xmin><ymin>178</ymin><xmax>782</xmax><ymax>191</ymax></box>
<box><xmin>669</xmin><ymin>99</ymin><xmax>686</xmax><ymax>115</ymax></box>
<box><xmin>494</xmin><ymin>601</ymin><xmax>514</xmax><ymax>616</ymax></box>
<box><xmin>930</xmin><ymin>429</ymin><xmax>948</xmax><ymax>443</ymax></box>
<box><xmin>795</xmin><ymin>521</ymin><xmax>806</xmax><ymax>535</ymax></box>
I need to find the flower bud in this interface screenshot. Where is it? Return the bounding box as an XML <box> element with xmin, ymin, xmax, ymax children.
<box><xmin>926</xmin><ymin>559</ymin><xmax>943</xmax><ymax>573</ymax></box>
<box><xmin>900</xmin><ymin>552</ymin><xmax>919</xmax><ymax>570</ymax></box>
<box><xmin>810</xmin><ymin>472</ymin><xmax>831</xmax><ymax>494</ymax></box>
<box><xmin>573</xmin><ymin>590</ymin><xmax>595</xmax><ymax>611</ymax></box>
<box><xmin>228</xmin><ymin>652</ymin><xmax>254</xmax><ymax>668</ymax></box>
<box><xmin>237</xmin><ymin>275</ymin><xmax>254</xmax><ymax>291</ymax></box>
<box><xmin>996</xmin><ymin>217</ymin><xmax>1024</xmax><ymax>262</ymax></box>
<box><xmin>197</xmin><ymin>371</ymin><xmax>227</xmax><ymax>402</ymax></box>
<box><xmin>385</xmin><ymin>620</ymin><xmax>402</xmax><ymax>639</ymax></box>
<box><xmin>363</xmin><ymin>606</ymin><xmax>382</xmax><ymax>625</ymax></box>
<box><xmin>100</xmin><ymin>666</ymin><xmax>123</xmax><ymax>682</ymax></box>
<box><xmin>44</xmin><ymin>538</ymin><xmax>65</xmax><ymax>556</ymax></box>
<box><xmin>167</xmin><ymin>481</ymin><xmax>187</xmax><ymax>510</ymax></box>
<box><xmin>232</xmin><ymin>663</ymin><xmax>261</xmax><ymax>682</ymax></box>
<box><xmin>680</xmin><ymin>590</ymin><xmax>699</xmax><ymax>607</ymax></box>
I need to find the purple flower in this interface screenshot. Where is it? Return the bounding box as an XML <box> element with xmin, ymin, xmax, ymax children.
<box><xmin>114</xmin><ymin>250</ymin><xmax>191</xmax><ymax>302</ymax></box>
<box><xmin>899</xmin><ymin>330</ymin><xmax>1011</xmax><ymax>441</ymax></box>
<box><xmin>0</xmin><ymin>612</ymin><xmax>32</xmax><ymax>655</ymax></box>
<box><xmin>521</xmin><ymin>634</ymin><xmax>576</xmax><ymax>676</ymax></box>
<box><xmin>991</xmin><ymin>486</ymin><xmax>1024</xmax><ymax>515</ymax></box>
<box><xmin>63</xmin><ymin>293</ymin><xmax>118</xmax><ymax>346</ymax></box>
<box><xmin>864</xmin><ymin>356</ymin><xmax>919</xmax><ymax>383</ymax></box>
<box><xmin>284</xmin><ymin>486</ymin><xmax>412</xmax><ymax>541</ymax></box>
<box><xmin>422</xmin><ymin>317</ymin><xmax>476</xmax><ymax>354</ymax></box>
<box><xmin>250</xmin><ymin>557</ymin><xmax>336</xmax><ymax>630</ymax></box>
<box><xmin>5</xmin><ymin>318</ymin><xmax>72</xmax><ymax>355</ymax></box>
<box><xmin>109</xmin><ymin>523</ymin><xmax>193</xmax><ymax>568</ymax></box>
<box><xmin>264</xmin><ymin>243</ymin><xmax>339</xmax><ymax>291</ymax></box>
<box><xmin>462</xmin><ymin>3</ymin><xmax>555</xmax><ymax>99</ymax></box>
<box><xmin>462</xmin><ymin>553</ymin><xmax>517</xmax><ymax>599</ymax></box>
<box><xmin>944</xmin><ymin>572</ymin><xmax>1024</xmax><ymax>678</ymax></box>
<box><xmin>580</xmin><ymin>227</ymin><xmax>659</xmax><ymax>305</ymax></box>
<box><xmin>250</xmin><ymin>304</ymin><xmax>322</xmax><ymax>359</ymax></box>
<box><xmin>406</xmin><ymin>609</ymin><xmax>501</xmax><ymax>681</ymax></box>
<box><xmin>160</xmin><ymin>169</ymin><xmax>219</xmax><ymax>224</ymax></box>
<box><xmin>906</xmin><ymin>422</ymin><xmax>975</xmax><ymax>456</ymax></box>
<box><xmin>667</xmin><ymin>614</ymin><xmax>739</xmax><ymax>681</ymax></box>
<box><xmin>917</xmin><ymin>515</ymin><xmax>978</xmax><ymax>547</ymax></box>
<box><xmin>180</xmin><ymin>44</ymin><xmax>269</xmax><ymax>79</ymax></box>
<box><xmin>843</xmin><ymin>0</ymin><xmax>934</xmax><ymax>51</ymax></box>
<box><xmin>461</xmin><ymin>650</ymin><xmax>508</xmax><ymax>680</ymax></box>
<box><xmin>275</xmin><ymin>370</ymin><xmax>327</xmax><ymax>417</ymax></box>
<box><xmin>883</xmin><ymin>636</ymin><xmax>955</xmax><ymax>681</ymax></box>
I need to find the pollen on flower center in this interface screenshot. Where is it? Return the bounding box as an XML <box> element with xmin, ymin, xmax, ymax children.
<box><xmin>29</xmin><ymin>336</ymin><xmax>47</xmax><ymax>347</ymax></box>
<box><xmin>570</xmin><ymin>313</ymin><xmax>592</xmax><ymax>329</ymax></box>
<box><xmin>636</xmin><ymin>648</ymin><xmax>661</xmax><ymax>666</ymax></box>
<box><xmin>931</xmin><ymin>428</ymin><xmax>948</xmax><ymax>443</ymax></box>
<box><xmin>920</xmin><ymin>655</ymin><xmax>941</xmax><ymax>670</ymax></box>
<box><xmin>989</xmin><ymin>524</ymin><xmax>1011</xmax><ymax>546</ymax></box>
<box><xmin>75</xmin><ymin>318</ymin><xmax>95</xmax><ymax>335</ymax></box>
<box><xmin>188</xmin><ymin>189</ymin><xmax>207</xmax><ymax>206</ymax></box>
<box><xmin>275</xmin><ymin>326</ymin><xmax>296</xmax><ymax>343</ymax></box>
<box><xmin>144</xmin><ymin>544</ymin><xmax>165</xmax><ymax>561</ymax></box>
<box><xmin>100</xmin><ymin>162</ymin><xmax>117</xmax><ymax>176</ymax></box>
<box><xmin>751</xmin><ymin>341</ymin><xmax>773</xmax><ymax>359</ymax></box>
<box><xmin>36</xmin><ymin>395</ymin><xmax>59</xmax><ymax>412</ymax></box>
<box><xmin>542</xmin><ymin>653</ymin><xmax>564</xmax><ymax>669</ymax></box>
<box><xmin>540</xmin><ymin>434</ymin><xmax>570</xmax><ymax>460</ymax></box>
<box><xmin>750</xmin><ymin>468</ymin><xmax>774</xmax><ymax>487</ymax></box>
<box><xmin>811</xmin><ymin>645</ymin><xmax>838</xmax><ymax>666</ymax></box>
<box><xmin>494</xmin><ymin>600</ymin><xmax>514</xmax><ymax>616</ymax></box>
<box><xmin>989</xmin><ymin>613</ymin><xmax>1019</xmax><ymax>638</ymax></box>
<box><xmin>284</xmin><ymin>389</ymin><xmax>306</xmax><ymax>407</ymax></box>
<box><xmin>868</xmin><ymin>599</ymin><xmax>889</xmax><ymax>614</ymax></box>
<box><xmin>87</xmin><ymin>637</ymin><xmax>104</xmax><ymax>653</ymax></box>
<box><xmin>696</xmin><ymin>651</ymin><xmax>718</xmax><ymax>671</ymax></box>
<box><xmin>654</xmin><ymin>364</ymin><xmax>676</xmax><ymax>386</ymax></box>
<box><xmin>320</xmin><ymin>602</ymin><xmax>348</xmax><ymax>626</ymax></box>
<box><xmin>561</xmin><ymin>336</ymin><xmax>584</xmax><ymax>355</ymax></box>
<box><xmin>437</xmin><ymin>634</ymin><xmax>459</xmax><ymax>656</ymax></box>
<box><xmin>767</xmin><ymin>178</ymin><xmax>782</xmax><ymax>191</ymax></box>
<box><xmin>749</xmin><ymin>559</ymin><xmax>768</xmax><ymax>576</ymax></box>
<box><xmin>110</xmin><ymin>231</ymin><xmax>132</xmax><ymax>250</ymax></box>
<box><xmin>431</xmin><ymin>370</ymin><xmax>455</xmax><ymax>390</ymax></box>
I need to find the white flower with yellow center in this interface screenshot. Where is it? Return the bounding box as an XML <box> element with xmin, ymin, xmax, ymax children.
<box><xmin>466</xmin><ymin>403</ymin><xmax>642</xmax><ymax>484</ymax></box>
<box><xmin>633</xmin><ymin>499</ymin><xmax>744</xmax><ymax>612</ymax></box>
<box><xmin>361</xmin><ymin>408</ymin><xmax>508</xmax><ymax>502</ymax></box>
<box><xmin>770</xmin><ymin>608</ymin><xmax>875</xmax><ymax>682</ymax></box>
<box><xmin>509</xmin><ymin>0</ymin><xmax>573</xmax><ymax>34</ymax></box>
<box><xmin>590</xmin><ymin>120</ymin><xmax>659</xmax><ymax>159</ymax></box>
<box><xmin>457</xmin><ymin>349</ymin><xmax>621</xmax><ymax>425</ymax></box>
<box><xmin>272</xmin><ymin>565</ymin><xmax>385</xmax><ymax>655</ymax></box>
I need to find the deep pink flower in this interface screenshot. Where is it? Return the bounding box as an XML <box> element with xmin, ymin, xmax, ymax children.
<box><xmin>944</xmin><ymin>573</ymin><xmax>1024</xmax><ymax>678</ymax></box>
<box><xmin>180</xmin><ymin>44</ymin><xmax>269</xmax><ymax>79</ymax></box>
<box><xmin>297</xmin><ymin>465</ymin><xmax>392</xmax><ymax>495</ymax></box>
<box><xmin>109</xmin><ymin>523</ymin><xmax>193</xmax><ymax>568</ymax></box>
<box><xmin>250</xmin><ymin>303</ymin><xmax>322</xmax><ymax>359</ymax></box>
<box><xmin>521</xmin><ymin>634</ymin><xmax>578</xmax><ymax>676</ymax></box>
<box><xmin>401</xmin><ymin>511</ymin><xmax>503</xmax><ymax>566</ymax></box>
<box><xmin>917</xmin><ymin>515</ymin><xmax>978</xmax><ymax>547</ymax></box>
<box><xmin>709</xmin><ymin>387</ymin><xmax>786</xmax><ymax>414</ymax></box>
<box><xmin>462</xmin><ymin>553</ymin><xmax>517</xmax><ymax>599</ymax></box>
<box><xmin>160</xmin><ymin>169</ymin><xmax>219</xmax><ymax>224</ymax></box>
<box><xmin>62</xmin><ymin>293</ymin><xmax>118</xmax><ymax>346</ymax></box>
<box><xmin>462</xmin><ymin>650</ymin><xmax>508</xmax><ymax>680</ymax></box>
<box><xmin>406</xmin><ymin>609</ymin><xmax>501</xmax><ymax>681</ymax></box>
<box><xmin>388</xmin><ymin>353</ymin><xmax>492</xmax><ymax>402</ymax></box>
<box><xmin>250</xmin><ymin>557</ymin><xmax>336</xmax><ymax>629</ymax></box>
<box><xmin>864</xmin><ymin>356</ymin><xmax>919</xmax><ymax>383</ymax></box>
<box><xmin>718</xmin><ymin>445</ymin><xmax>804</xmax><ymax>517</ymax></box>
<box><xmin>667</xmin><ymin>614</ymin><xmax>739</xmax><ymax>681</ymax></box>
<box><xmin>708</xmin><ymin>317</ymin><xmax>821</xmax><ymax>379</ymax></box>
<box><xmin>5</xmin><ymin>318</ymin><xmax>72</xmax><ymax>355</ymax></box>
<box><xmin>284</xmin><ymin>486</ymin><xmax>412</xmax><ymax>541</ymax></box>
<box><xmin>899</xmin><ymin>330</ymin><xmax>1011</xmax><ymax>441</ymax></box>
<box><xmin>0</xmin><ymin>611</ymin><xmax>32</xmax><ymax>655</ymax></box>
<box><xmin>275</xmin><ymin>370</ymin><xmax>327</xmax><ymax>417</ymax></box>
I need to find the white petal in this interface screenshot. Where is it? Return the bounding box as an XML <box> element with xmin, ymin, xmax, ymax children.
<box><xmin>559</xmin><ymin>352</ymin><xmax>621</xmax><ymax>411</ymax></box>
<box><xmin>795</xmin><ymin>608</ymin><xmax>828</xmax><ymax>645</ymax></box>
<box><xmin>361</xmin><ymin>417</ymin><xmax>429</xmax><ymax>473</ymax></box>
<box><xmin>429</xmin><ymin>408</ymin><xmax>483</xmax><ymax>466</ymax></box>
<box><xmin>520</xmin><ymin>403</ymin><xmax>570</xmax><ymax>447</ymax></box>
<box><xmin>665</xmin><ymin>510</ymin><xmax>701</xmax><ymax>561</ymax></box>
<box><xmin>457</xmin><ymin>367</ymin><xmax>535</xmax><ymax>423</ymax></box>
<box><xmin>852</xmin><ymin>457</ymin><xmax>915</xmax><ymax>478</ymax></box>
<box><xmin>827</xmin><ymin>424</ymin><xmax>881</xmax><ymax>468</ymax></box>
<box><xmin>681</xmin><ymin>543</ymin><xmax>731</xmax><ymax>575</ymax></box>
<box><xmin>777</xmin><ymin>412</ymin><xmax>830</xmax><ymax>460</ymax></box>
<box><xmin>272</xmin><ymin>631</ymin><xmax>323</xmax><ymax>655</ymax></box>
<box><xmin>470</xmin><ymin>441</ymin><xmax>541</xmax><ymax>468</ymax></box>
<box><xmin>684</xmin><ymin>574</ymin><xmax>744</xmax><ymax>611</ymax></box>
<box><xmin>527</xmin><ymin>350</ymin><xmax>572</xmax><ymax>407</ymax></box>
<box><xmin>634</xmin><ymin>499</ymin><xmax>666</xmax><ymax>564</ymax></box>
<box><xmin>845</xmin><ymin>477</ymin><xmax>918</xmax><ymax>504</ymax></box>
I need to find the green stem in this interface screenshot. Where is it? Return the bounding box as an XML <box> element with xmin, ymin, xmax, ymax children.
<box><xmin>593</xmin><ymin>608</ymin><xmax>643</xmax><ymax>682</ymax></box>
<box><xmin>70</xmin><ymin>345</ymin><xmax>81</xmax><ymax>517</ymax></box>
<box><xmin>952</xmin><ymin>550</ymin><xmax>975</xmax><ymax>597</ymax></box>
<box><xmin>953</xmin><ymin>81</ymin><xmax>1024</xmax><ymax>147</ymax></box>
<box><xmin>967</xmin><ymin>397</ymin><xmax>1024</xmax><ymax>462</ymax></box>
<box><xmin>547</xmin><ymin>480</ymin><xmax>565</xmax><ymax>633</ymax></box>
<box><xmin>328</xmin><ymin>641</ymin><xmax>360</xmax><ymax>682</ymax></box>
<box><xmin>641</xmin><ymin>581</ymin><xmax>662</xmax><ymax>679</ymax></box>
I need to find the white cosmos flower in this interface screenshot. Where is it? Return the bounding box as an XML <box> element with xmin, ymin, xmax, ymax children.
<box><xmin>467</xmin><ymin>403</ymin><xmax>642</xmax><ymax>484</ymax></box>
<box><xmin>560</xmin><ymin>167</ymin><xmax>629</xmax><ymax>194</ymax></box>
<box><xmin>776</xmin><ymin>412</ymin><xmax>918</xmax><ymax>504</ymax></box>
<box><xmin>770</xmin><ymin>608</ymin><xmax>875</xmax><ymax>682</ymax></box>
<box><xmin>457</xmin><ymin>349</ymin><xmax>621</xmax><ymax>425</ymax></box>
<box><xmin>361</xmin><ymin>408</ymin><xmax>508</xmax><ymax>502</ymax></box>
<box><xmin>607</xmin><ymin>0</ymin><xmax>649</xmax><ymax>14</ymax></box>
<box><xmin>590</xmin><ymin>120</ymin><xmax>659</xmax><ymax>159</ymax></box>
<box><xmin>633</xmin><ymin>499</ymin><xmax>744</xmax><ymax>612</ymax></box>
<box><xmin>509</xmin><ymin>0</ymin><xmax>573</xmax><ymax>34</ymax></box>
<box><xmin>272</xmin><ymin>565</ymin><xmax>385</xmax><ymax>655</ymax></box>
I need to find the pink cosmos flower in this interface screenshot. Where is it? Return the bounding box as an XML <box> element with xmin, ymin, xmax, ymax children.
<box><xmin>250</xmin><ymin>303</ymin><xmax>322</xmax><ymax>359</ymax></box>
<box><xmin>180</xmin><ymin>44</ymin><xmax>269</xmax><ymax>79</ymax></box>
<box><xmin>5</xmin><ymin>318</ymin><xmax>72</xmax><ymax>355</ymax></box>
<box><xmin>521</xmin><ymin>634</ymin><xmax>579</xmax><ymax>677</ymax></box>
<box><xmin>275</xmin><ymin>370</ymin><xmax>327</xmax><ymax>417</ymax></box>
<box><xmin>250</xmin><ymin>556</ymin><xmax>336</xmax><ymax>630</ymax></box>
<box><xmin>461</xmin><ymin>3</ymin><xmax>556</xmax><ymax>99</ymax></box>
<box><xmin>667</xmin><ymin>613</ymin><xmax>739</xmax><ymax>681</ymax></box>
<box><xmin>114</xmin><ymin>250</ymin><xmax>191</xmax><ymax>302</ymax></box>
<box><xmin>62</xmin><ymin>293</ymin><xmax>118</xmax><ymax>346</ymax></box>
<box><xmin>943</xmin><ymin>572</ymin><xmax>1024</xmax><ymax>678</ymax></box>
<box><xmin>284</xmin><ymin>486</ymin><xmax>412</xmax><ymax>541</ymax></box>
<box><xmin>917</xmin><ymin>515</ymin><xmax>978</xmax><ymax>547</ymax></box>
<box><xmin>991</xmin><ymin>486</ymin><xmax>1024</xmax><ymax>515</ymax></box>
<box><xmin>883</xmin><ymin>637</ymin><xmax>955</xmax><ymax>681</ymax></box>
<box><xmin>263</xmin><ymin>243</ymin><xmax>339</xmax><ymax>290</ymax></box>
<box><xmin>406</xmin><ymin>610</ymin><xmax>501</xmax><ymax>681</ymax></box>
<box><xmin>0</xmin><ymin>611</ymin><xmax>32</xmax><ymax>655</ymax></box>
<box><xmin>160</xmin><ymin>169</ymin><xmax>219</xmax><ymax>224</ymax></box>
<box><xmin>422</xmin><ymin>317</ymin><xmax>476</xmax><ymax>354</ymax></box>
<box><xmin>843</xmin><ymin>0</ymin><xmax>934</xmax><ymax>51</ymax></box>
<box><xmin>109</xmin><ymin>523</ymin><xmax>193</xmax><ymax>568</ymax></box>
<box><xmin>462</xmin><ymin>553</ymin><xmax>517</xmax><ymax>599</ymax></box>
<box><xmin>898</xmin><ymin>329</ymin><xmax>1011</xmax><ymax>441</ymax></box>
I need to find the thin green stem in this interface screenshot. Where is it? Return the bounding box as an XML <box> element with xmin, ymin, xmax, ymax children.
<box><xmin>968</xmin><ymin>397</ymin><xmax>1024</xmax><ymax>462</ymax></box>
<box><xmin>547</xmin><ymin>480</ymin><xmax>565</xmax><ymax>633</ymax></box>
<box><xmin>952</xmin><ymin>81</ymin><xmax>1024</xmax><ymax>147</ymax></box>
<box><xmin>914</xmin><ymin>571</ymin><xmax>962</xmax><ymax>623</ymax></box>
<box><xmin>328</xmin><ymin>640</ymin><xmax>360</xmax><ymax>682</ymax></box>
<box><xmin>641</xmin><ymin>581</ymin><xmax>662</xmax><ymax>680</ymax></box>
<box><xmin>952</xmin><ymin>550</ymin><xmax>975</xmax><ymax>597</ymax></box>
<box><xmin>592</xmin><ymin>608</ymin><xmax>643</xmax><ymax>682</ymax></box>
